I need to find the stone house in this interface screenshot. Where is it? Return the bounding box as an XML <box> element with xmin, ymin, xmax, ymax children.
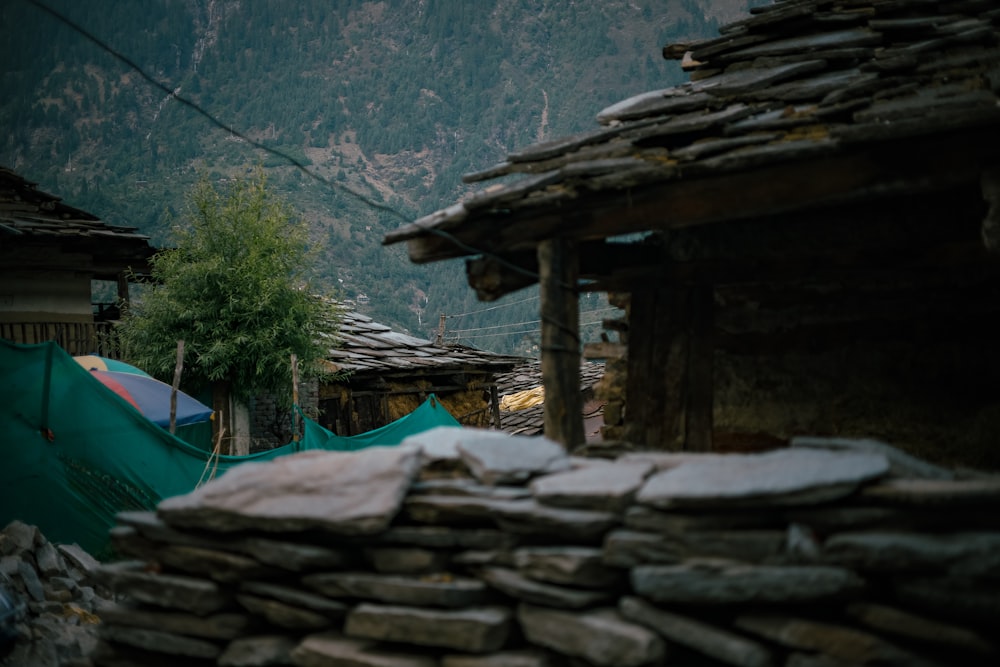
<box><xmin>249</xmin><ymin>309</ymin><xmax>524</xmax><ymax>448</ymax></box>
<box><xmin>384</xmin><ymin>0</ymin><xmax>1000</xmax><ymax>470</ymax></box>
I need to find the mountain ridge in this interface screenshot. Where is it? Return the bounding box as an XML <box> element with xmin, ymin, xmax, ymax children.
<box><xmin>1</xmin><ymin>0</ymin><xmax>761</xmax><ymax>353</ymax></box>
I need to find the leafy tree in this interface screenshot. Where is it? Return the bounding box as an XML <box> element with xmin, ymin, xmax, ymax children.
<box><xmin>118</xmin><ymin>169</ymin><xmax>336</xmax><ymax>406</ymax></box>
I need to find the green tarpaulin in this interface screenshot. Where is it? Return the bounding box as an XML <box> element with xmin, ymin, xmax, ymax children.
<box><xmin>0</xmin><ymin>339</ymin><xmax>459</xmax><ymax>556</ymax></box>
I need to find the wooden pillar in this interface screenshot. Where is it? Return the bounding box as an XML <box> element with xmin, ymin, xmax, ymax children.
<box><xmin>685</xmin><ymin>283</ymin><xmax>714</xmax><ymax>452</ymax></box>
<box><xmin>625</xmin><ymin>285</ymin><xmax>676</xmax><ymax>448</ymax></box>
<box><xmin>538</xmin><ymin>238</ymin><xmax>584</xmax><ymax>449</ymax></box>
<box><xmin>625</xmin><ymin>280</ymin><xmax>715</xmax><ymax>450</ymax></box>
<box><xmin>489</xmin><ymin>384</ymin><xmax>502</xmax><ymax>430</ymax></box>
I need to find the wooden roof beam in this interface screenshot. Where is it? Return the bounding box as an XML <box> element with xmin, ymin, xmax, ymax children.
<box><xmin>396</xmin><ymin>126</ymin><xmax>1000</xmax><ymax>265</ymax></box>
<box><xmin>466</xmin><ymin>240</ymin><xmax>665</xmax><ymax>301</ymax></box>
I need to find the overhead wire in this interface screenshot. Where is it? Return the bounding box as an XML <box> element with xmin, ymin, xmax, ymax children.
<box><xmin>22</xmin><ymin>0</ymin><xmax>551</xmax><ymax>285</ymax></box>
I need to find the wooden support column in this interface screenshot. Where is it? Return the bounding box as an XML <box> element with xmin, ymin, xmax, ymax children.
<box><xmin>625</xmin><ymin>284</ymin><xmax>676</xmax><ymax>449</ymax></box>
<box><xmin>625</xmin><ymin>280</ymin><xmax>715</xmax><ymax>450</ymax></box>
<box><xmin>685</xmin><ymin>283</ymin><xmax>714</xmax><ymax>452</ymax></box>
<box><xmin>538</xmin><ymin>238</ymin><xmax>584</xmax><ymax>449</ymax></box>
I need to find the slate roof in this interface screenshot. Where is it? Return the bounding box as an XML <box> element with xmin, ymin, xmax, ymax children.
<box><xmin>494</xmin><ymin>360</ymin><xmax>607</xmax><ymax>439</ymax></box>
<box><xmin>0</xmin><ymin>166</ymin><xmax>156</xmax><ymax>277</ymax></box>
<box><xmin>322</xmin><ymin>310</ymin><xmax>525</xmax><ymax>377</ymax></box>
<box><xmin>384</xmin><ymin>0</ymin><xmax>1000</xmax><ymax>269</ymax></box>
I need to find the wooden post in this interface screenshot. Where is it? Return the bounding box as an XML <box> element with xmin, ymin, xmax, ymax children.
<box><xmin>538</xmin><ymin>238</ymin><xmax>584</xmax><ymax>449</ymax></box>
<box><xmin>489</xmin><ymin>384</ymin><xmax>502</xmax><ymax>429</ymax></box>
<box><xmin>435</xmin><ymin>314</ymin><xmax>447</xmax><ymax>346</ymax></box>
<box><xmin>169</xmin><ymin>340</ymin><xmax>185</xmax><ymax>435</ymax></box>
<box><xmin>625</xmin><ymin>280</ymin><xmax>715</xmax><ymax>451</ymax></box>
<box><xmin>685</xmin><ymin>283</ymin><xmax>714</xmax><ymax>452</ymax></box>
<box><xmin>291</xmin><ymin>353</ymin><xmax>300</xmax><ymax>442</ymax></box>
<box><xmin>625</xmin><ymin>285</ymin><xmax>675</xmax><ymax>448</ymax></box>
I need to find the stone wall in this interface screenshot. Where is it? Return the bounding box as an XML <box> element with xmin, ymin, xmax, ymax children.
<box><xmin>89</xmin><ymin>429</ymin><xmax>999</xmax><ymax>666</ymax></box>
<box><xmin>0</xmin><ymin>521</ymin><xmax>109</xmax><ymax>667</ymax></box>
<box><xmin>249</xmin><ymin>379</ymin><xmax>320</xmax><ymax>452</ymax></box>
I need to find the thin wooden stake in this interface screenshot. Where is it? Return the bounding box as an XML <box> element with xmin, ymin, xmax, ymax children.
<box><xmin>170</xmin><ymin>339</ymin><xmax>185</xmax><ymax>434</ymax></box>
<box><xmin>291</xmin><ymin>353</ymin><xmax>300</xmax><ymax>442</ymax></box>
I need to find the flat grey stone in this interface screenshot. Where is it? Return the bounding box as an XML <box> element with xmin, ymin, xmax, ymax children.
<box><xmin>100</xmin><ymin>624</ymin><xmax>222</xmax><ymax>659</ymax></box>
<box><xmin>636</xmin><ymin>449</ymin><xmax>889</xmax><ymax>509</ymax></box>
<box><xmin>490</xmin><ymin>499</ymin><xmax>619</xmax><ymax>541</ymax></box>
<box><xmin>624</xmin><ymin>505</ymin><xmax>780</xmax><ymax>532</ymax></box>
<box><xmin>345</xmin><ymin>603</ymin><xmax>512</xmax><ymax>653</ymax></box>
<box><xmin>303</xmin><ymin>571</ymin><xmax>490</xmax><ymax>608</ymax></box>
<box><xmin>16</xmin><ymin>558</ymin><xmax>45</xmax><ymax>602</ymax></box>
<box><xmin>408</xmin><ymin>427</ymin><xmax>571</xmax><ymax>486</ymax></box>
<box><xmin>513</xmin><ymin>546</ymin><xmax>623</xmax><ymax>588</ymax></box>
<box><xmin>603</xmin><ymin>528</ymin><xmax>785</xmax><ymax>568</ymax></box>
<box><xmin>631</xmin><ymin>560</ymin><xmax>865</xmax><ymax>604</ymax></box>
<box><xmin>734</xmin><ymin>614</ymin><xmax>932</xmax><ymax>666</ymax></box>
<box><xmin>859</xmin><ymin>478</ymin><xmax>1000</xmax><ymax>507</ymax></box>
<box><xmin>791</xmin><ymin>436</ymin><xmax>954</xmax><ymax>480</ymax></box>
<box><xmin>452</xmin><ymin>549</ymin><xmax>516</xmax><ymax>568</ymax></box>
<box><xmin>240</xmin><ymin>581</ymin><xmax>350</xmax><ymax>616</ymax></box>
<box><xmin>34</xmin><ymin>541</ymin><xmax>65</xmax><ymax>577</ymax></box>
<box><xmin>2</xmin><ymin>520</ymin><xmax>39</xmax><ymax>551</ymax></box>
<box><xmin>111</xmin><ymin>526</ymin><xmax>273</xmax><ymax>583</ymax></box>
<box><xmin>235</xmin><ymin>594</ymin><xmax>332</xmax><ymax>630</ymax></box>
<box><xmin>619</xmin><ymin>596</ymin><xmax>774</xmax><ymax>667</ymax></box>
<box><xmin>441</xmin><ymin>650</ymin><xmax>555</xmax><ymax>667</ymax></box>
<box><xmin>517</xmin><ymin>604</ymin><xmax>665</xmax><ymax>667</ymax></box>
<box><xmin>239</xmin><ymin>536</ymin><xmax>353</xmax><ymax>571</ymax></box>
<box><xmin>480</xmin><ymin>566</ymin><xmax>612</xmax><ymax>609</ymax></box>
<box><xmin>530</xmin><ymin>460</ymin><xmax>653</xmax><ymax>512</ymax></box>
<box><xmin>365</xmin><ymin>546</ymin><xmax>451</xmax><ymax>573</ymax></box>
<box><xmin>404</xmin><ymin>496</ymin><xmax>618</xmax><ymax>541</ymax></box>
<box><xmin>96</xmin><ymin>561</ymin><xmax>232</xmax><ymax>614</ymax></box>
<box><xmin>218</xmin><ymin>635</ymin><xmax>298</xmax><ymax>667</ymax></box>
<box><xmin>376</xmin><ymin>526</ymin><xmax>518</xmax><ymax>550</ymax></box>
<box><xmin>403</xmin><ymin>494</ymin><xmax>503</xmax><ymax>525</ymax></box>
<box><xmin>95</xmin><ymin>600</ymin><xmax>251</xmax><ymax>639</ymax></box>
<box><xmin>56</xmin><ymin>543</ymin><xmax>101</xmax><ymax>582</ymax></box>
<box><xmin>846</xmin><ymin>602</ymin><xmax>997</xmax><ymax>657</ymax></box>
<box><xmin>157</xmin><ymin>447</ymin><xmax>421</xmax><ymax>535</ymax></box>
<box><xmin>412</xmin><ymin>478</ymin><xmax>532</xmax><ymax>500</ymax></box>
<box><xmin>822</xmin><ymin>531</ymin><xmax>1000</xmax><ymax>574</ymax></box>
<box><xmin>292</xmin><ymin>633</ymin><xmax>437</xmax><ymax>667</ymax></box>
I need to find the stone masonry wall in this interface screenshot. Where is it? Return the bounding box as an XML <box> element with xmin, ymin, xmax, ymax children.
<box><xmin>90</xmin><ymin>429</ymin><xmax>999</xmax><ymax>667</ymax></box>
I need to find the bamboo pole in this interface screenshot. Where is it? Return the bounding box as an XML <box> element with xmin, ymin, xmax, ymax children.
<box><xmin>169</xmin><ymin>340</ymin><xmax>185</xmax><ymax>434</ymax></box>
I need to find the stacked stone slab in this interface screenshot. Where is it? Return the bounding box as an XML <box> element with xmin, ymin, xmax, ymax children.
<box><xmin>1</xmin><ymin>521</ymin><xmax>109</xmax><ymax>667</ymax></box>
<box><xmin>91</xmin><ymin>428</ymin><xmax>1000</xmax><ymax>667</ymax></box>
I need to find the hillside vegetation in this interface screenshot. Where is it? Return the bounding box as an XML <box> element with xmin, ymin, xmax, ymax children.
<box><xmin>1</xmin><ymin>0</ymin><xmax>757</xmax><ymax>353</ymax></box>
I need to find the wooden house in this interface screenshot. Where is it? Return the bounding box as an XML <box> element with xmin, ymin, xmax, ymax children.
<box><xmin>0</xmin><ymin>167</ymin><xmax>156</xmax><ymax>356</ymax></box>
<box><xmin>384</xmin><ymin>0</ymin><xmax>1000</xmax><ymax>469</ymax></box>
<box><xmin>317</xmin><ymin>310</ymin><xmax>524</xmax><ymax>435</ymax></box>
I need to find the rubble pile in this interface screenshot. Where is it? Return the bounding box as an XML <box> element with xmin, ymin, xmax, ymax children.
<box><xmin>0</xmin><ymin>521</ymin><xmax>109</xmax><ymax>667</ymax></box>
<box><xmin>92</xmin><ymin>428</ymin><xmax>999</xmax><ymax>666</ymax></box>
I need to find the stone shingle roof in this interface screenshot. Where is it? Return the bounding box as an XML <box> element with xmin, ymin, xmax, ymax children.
<box><xmin>0</xmin><ymin>166</ymin><xmax>156</xmax><ymax>277</ymax></box>
<box><xmin>322</xmin><ymin>310</ymin><xmax>524</xmax><ymax>377</ymax></box>
<box><xmin>384</xmin><ymin>0</ymin><xmax>1000</xmax><ymax>272</ymax></box>
<box><xmin>493</xmin><ymin>360</ymin><xmax>606</xmax><ymax>439</ymax></box>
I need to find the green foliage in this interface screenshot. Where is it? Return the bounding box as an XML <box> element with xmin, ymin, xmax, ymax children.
<box><xmin>117</xmin><ymin>170</ymin><xmax>336</xmax><ymax>403</ymax></box>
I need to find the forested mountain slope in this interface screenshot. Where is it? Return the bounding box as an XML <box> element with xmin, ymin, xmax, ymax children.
<box><xmin>1</xmin><ymin>0</ymin><xmax>759</xmax><ymax>353</ymax></box>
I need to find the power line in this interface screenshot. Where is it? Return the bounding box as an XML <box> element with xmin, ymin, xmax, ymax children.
<box><xmin>447</xmin><ymin>294</ymin><xmax>540</xmax><ymax>319</ymax></box>
<box><xmin>22</xmin><ymin>0</ymin><xmax>549</xmax><ymax>287</ymax></box>
<box><xmin>22</xmin><ymin>0</ymin><xmax>409</xmax><ymax>225</ymax></box>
